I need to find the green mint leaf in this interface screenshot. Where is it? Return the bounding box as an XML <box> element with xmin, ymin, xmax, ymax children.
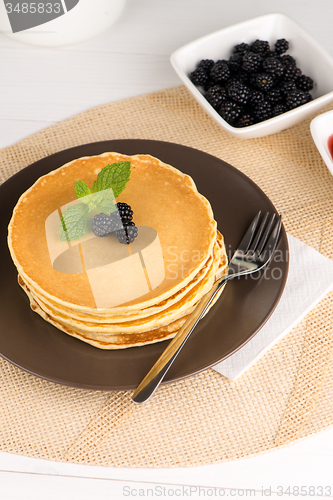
<box><xmin>79</xmin><ymin>190</ymin><xmax>104</xmax><ymax>210</ymax></box>
<box><xmin>92</xmin><ymin>161</ymin><xmax>131</xmax><ymax>198</ymax></box>
<box><xmin>91</xmin><ymin>179</ymin><xmax>99</xmax><ymax>194</ymax></box>
<box><xmin>75</xmin><ymin>180</ymin><xmax>91</xmax><ymax>199</ymax></box>
<box><xmin>59</xmin><ymin>203</ymin><xmax>92</xmax><ymax>242</ymax></box>
<box><xmin>94</xmin><ymin>190</ymin><xmax>117</xmax><ymax>214</ymax></box>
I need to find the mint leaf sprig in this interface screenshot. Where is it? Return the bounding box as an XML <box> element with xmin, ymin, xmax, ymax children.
<box><xmin>59</xmin><ymin>161</ymin><xmax>131</xmax><ymax>242</ymax></box>
<box><xmin>59</xmin><ymin>203</ymin><xmax>92</xmax><ymax>242</ymax></box>
<box><xmin>91</xmin><ymin>161</ymin><xmax>131</xmax><ymax>197</ymax></box>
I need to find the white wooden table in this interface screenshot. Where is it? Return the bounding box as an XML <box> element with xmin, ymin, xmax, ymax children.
<box><xmin>1</xmin><ymin>1</ymin><xmax>333</xmax><ymax>498</ymax></box>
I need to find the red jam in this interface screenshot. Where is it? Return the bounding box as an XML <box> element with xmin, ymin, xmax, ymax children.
<box><xmin>328</xmin><ymin>134</ymin><xmax>333</xmax><ymax>159</ymax></box>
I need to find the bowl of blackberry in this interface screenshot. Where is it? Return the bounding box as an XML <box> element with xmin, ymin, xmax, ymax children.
<box><xmin>171</xmin><ymin>13</ymin><xmax>333</xmax><ymax>138</ymax></box>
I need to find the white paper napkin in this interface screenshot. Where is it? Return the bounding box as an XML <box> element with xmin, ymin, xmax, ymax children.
<box><xmin>213</xmin><ymin>234</ymin><xmax>333</xmax><ymax>380</ymax></box>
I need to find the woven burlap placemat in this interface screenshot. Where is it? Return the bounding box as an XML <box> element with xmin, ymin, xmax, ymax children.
<box><xmin>1</xmin><ymin>86</ymin><xmax>333</xmax><ymax>467</ymax></box>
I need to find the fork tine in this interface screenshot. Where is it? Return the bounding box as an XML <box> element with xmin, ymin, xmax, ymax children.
<box><xmin>258</xmin><ymin>214</ymin><xmax>282</xmax><ymax>258</ymax></box>
<box><xmin>255</xmin><ymin>213</ymin><xmax>276</xmax><ymax>255</ymax></box>
<box><xmin>248</xmin><ymin>212</ymin><xmax>270</xmax><ymax>253</ymax></box>
<box><xmin>237</xmin><ymin>211</ymin><xmax>261</xmax><ymax>253</ymax></box>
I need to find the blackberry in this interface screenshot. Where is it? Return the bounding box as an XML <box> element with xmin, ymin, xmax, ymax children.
<box><xmin>226</xmin><ymin>69</ymin><xmax>249</xmax><ymax>85</ymax></box>
<box><xmin>275</xmin><ymin>38</ymin><xmax>289</xmax><ymax>55</ymax></box>
<box><xmin>262</xmin><ymin>56</ymin><xmax>285</xmax><ymax>77</ymax></box>
<box><xmin>188</xmin><ymin>36</ymin><xmax>314</xmax><ymax>128</ymax></box>
<box><xmin>280</xmin><ymin>54</ymin><xmax>296</xmax><ymax>67</ymax></box>
<box><xmin>263</xmin><ymin>50</ymin><xmax>276</xmax><ymax>59</ymax></box>
<box><xmin>203</xmin><ymin>78</ymin><xmax>215</xmax><ymax>91</ymax></box>
<box><xmin>233</xmin><ymin>42</ymin><xmax>250</xmax><ymax>56</ymax></box>
<box><xmin>253</xmin><ymin>100</ymin><xmax>273</xmax><ymax>121</ymax></box>
<box><xmin>283</xmin><ymin>64</ymin><xmax>301</xmax><ymax>81</ymax></box>
<box><xmin>198</xmin><ymin>59</ymin><xmax>215</xmax><ymax>72</ymax></box>
<box><xmin>227</xmin><ymin>81</ymin><xmax>251</xmax><ymax>105</ymax></box>
<box><xmin>228</xmin><ymin>53</ymin><xmax>243</xmax><ymax>73</ymax></box>
<box><xmin>205</xmin><ymin>85</ymin><xmax>227</xmax><ymax>109</ymax></box>
<box><xmin>280</xmin><ymin>80</ymin><xmax>297</xmax><ymax>95</ymax></box>
<box><xmin>235</xmin><ymin>113</ymin><xmax>256</xmax><ymax>127</ymax></box>
<box><xmin>189</xmin><ymin>67</ymin><xmax>208</xmax><ymax>86</ymax></box>
<box><xmin>250</xmin><ymin>72</ymin><xmax>275</xmax><ymax>92</ymax></box>
<box><xmin>286</xmin><ymin>90</ymin><xmax>312</xmax><ymax>109</ymax></box>
<box><xmin>272</xmin><ymin>103</ymin><xmax>288</xmax><ymax>117</ymax></box>
<box><xmin>242</xmin><ymin>51</ymin><xmax>262</xmax><ymax>73</ymax></box>
<box><xmin>296</xmin><ymin>74</ymin><xmax>314</xmax><ymax>91</ymax></box>
<box><xmin>116</xmin><ymin>202</ymin><xmax>133</xmax><ymax>223</ymax></box>
<box><xmin>218</xmin><ymin>100</ymin><xmax>243</xmax><ymax>125</ymax></box>
<box><xmin>115</xmin><ymin>222</ymin><xmax>138</xmax><ymax>245</ymax></box>
<box><xmin>251</xmin><ymin>39</ymin><xmax>270</xmax><ymax>55</ymax></box>
<box><xmin>265</xmin><ymin>87</ymin><xmax>283</xmax><ymax>104</ymax></box>
<box><xmin>248</xmin><ymin>89</ymin><xmax>265</xmax><ymax>106</ymax></box>
<box><xmin>210</xmin><ymin>60</ymin><xmax>231</xmax><ymax>83</ymax></box>
<box><xmin>91</xmin><ymin>212</ymin><xmax>121</xmax><ymax>237</ymax></box>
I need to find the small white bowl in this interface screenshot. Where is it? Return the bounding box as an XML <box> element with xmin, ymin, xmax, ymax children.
<box><xmin>0</xmin><ymin>0</ymin><xmax>127</xmax><ymax>47</ymax></box>
<box><xmin>310</xmin><ymin>110</ymin><xmax>333</xmax><ymax>175</ymax></box>
<box><xmin>170</xmin><ymin>13</ymin><xmax>333</xmax><ymax>139</ymax></box>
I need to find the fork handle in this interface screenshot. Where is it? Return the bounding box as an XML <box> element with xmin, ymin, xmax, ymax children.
<box><xmin>132</xmin><ymin>274</ymin><xmax>230</xmax><ymax>404</ymax></box>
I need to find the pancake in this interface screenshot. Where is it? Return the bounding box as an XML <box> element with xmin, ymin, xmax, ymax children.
<box><xmin>18</xmin><ymin>235</ymin><xmax>226</xmax><ymax>334</ymax></box>
<box><xmin>8</xmin><ymin>152</ymin><xmax>217</xmax><ymax>312</ymax></box>
<box><xmin>8</xmin><ymin>151</ymin><xmax>228</xmax><ymax>349</ymax></box>
<box><xmin>22</xmin><ymin>264</ymin><xmax>228</xmax><ymax>350</ymax></box>
<box><xmin>17</xmin><ymin>231</ymin><xmax>226</xmax><ymax>323</ymax></box>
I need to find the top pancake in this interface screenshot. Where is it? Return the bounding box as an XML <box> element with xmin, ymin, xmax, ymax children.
<box><xmin>8</xmin><ymin>152</ymin><xmax>217</xmax><ymax>312</ymax></box>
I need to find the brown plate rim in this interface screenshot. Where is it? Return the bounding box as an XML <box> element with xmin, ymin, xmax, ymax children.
<box><xmin>0</xmin><ymin>139</ymin><xmax>289</xmax><ymax>390</ymax></box>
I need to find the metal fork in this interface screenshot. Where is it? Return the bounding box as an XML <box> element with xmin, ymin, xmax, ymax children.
<box><xmin>132</xmin><ymin>211</ymin><xmax>282</xmax><ymax>404</ymax></box>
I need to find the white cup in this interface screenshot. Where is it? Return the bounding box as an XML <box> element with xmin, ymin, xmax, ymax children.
<box><xmin>0</xmin><ymin>0</ymin><xmax>127</xmax><ymax>46</ymax></box>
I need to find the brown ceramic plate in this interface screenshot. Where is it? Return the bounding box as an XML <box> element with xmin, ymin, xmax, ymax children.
<box><xmin>0</xmin><ymin>140</ymin><xmax>289</xmax><ymax>390</ymax></box>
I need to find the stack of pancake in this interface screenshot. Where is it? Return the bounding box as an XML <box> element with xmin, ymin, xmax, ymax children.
<box><xmin>8</xmin><ymin>152</ymin><xmax>228</xmax><ymax>349</ymax></box>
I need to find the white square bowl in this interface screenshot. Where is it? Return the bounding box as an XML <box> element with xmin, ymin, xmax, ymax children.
<box><xmin>310</xmin><ymin>110</ymin><xmax>333</xmax><ymax>176</ymax></box>
<box><xmin>170</xmin><ymin>13</ymin><xmax>333</xmax><ymax>139</ymax></box>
